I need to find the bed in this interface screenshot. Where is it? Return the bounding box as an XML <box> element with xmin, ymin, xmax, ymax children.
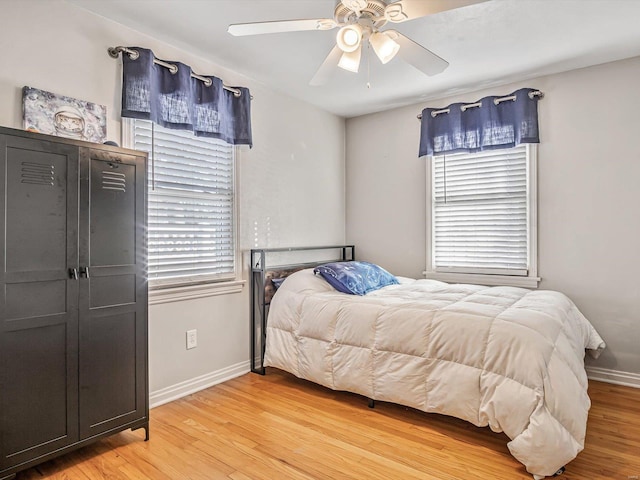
<box><xmin>262</xmin><ymin>262</ymin><xmax>605</xmax><ymax>480</ymax></box>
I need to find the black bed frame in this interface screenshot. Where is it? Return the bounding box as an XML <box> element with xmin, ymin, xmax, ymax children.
<box><xmin>250</xmin><ymin>245</ymin><xmax>355</xmax><ymax>374</ymax></box>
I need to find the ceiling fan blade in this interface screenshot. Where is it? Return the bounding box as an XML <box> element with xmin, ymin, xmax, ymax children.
<box><xmin>309</xmin><ymin>46</ymin><xmax>343</xmax><ymax>86</ymax></box>
<box><xmin>384</xmin><ymin>0</ymin><xmax>488</xmax><ymax>23</ymax></box>
<box><xmin>386</xmin><ymin>30</ymin><xmax>449</xmax><ymax>76</ymax></box>
<box><xmin>228</xmin><ymin>18</ymin><xmax>337</xmax><ymax>36</ymax></box>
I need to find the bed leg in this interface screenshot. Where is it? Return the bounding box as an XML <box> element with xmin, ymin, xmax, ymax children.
<box><xmin>368</xmin><ymin>398</ymin><xmax>375</xmax><ymax>409</ymax></box>
<box><xmin>532</xmin><ymin>466</ymin><xmax>565</xmax><ymax>480</ymax></box>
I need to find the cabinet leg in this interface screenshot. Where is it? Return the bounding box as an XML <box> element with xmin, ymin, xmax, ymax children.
<box><xmin>131</xmin><ymin>423</ymin><xmax>150</xmax><ymax>441</ymax></box>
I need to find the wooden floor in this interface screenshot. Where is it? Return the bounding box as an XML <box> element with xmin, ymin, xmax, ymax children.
<box><xmin>16</xmin><ymin>369</ymin><xmax>640</xmax><ymax>480</ymax></box>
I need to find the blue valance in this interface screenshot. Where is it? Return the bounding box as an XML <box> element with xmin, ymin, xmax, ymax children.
<box><xmin>419</xmin><ymin>87</ymin><xmax>541</xmax><ymax>157</ymax></box>
<box><xmin>121</xmin><ymin>47</ymin><xmax>252</xmax><ymax>147</ymax></box>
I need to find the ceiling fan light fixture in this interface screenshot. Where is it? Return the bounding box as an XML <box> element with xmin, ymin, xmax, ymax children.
<box><xmin>337</xmin><ymin>46</ymin><xmax>362</xmax><ymax>73</ymax></box>
<box><xmin>336</xmin><ymin>24</ymin><xmax>363</xmax><ymax>53</ymax></box>
<box><xmin>369</xmin><ymin>31</ymin><xmax>400</xmax><ymax>64</ymax></box>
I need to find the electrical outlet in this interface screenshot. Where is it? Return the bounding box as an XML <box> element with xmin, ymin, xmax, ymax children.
<box><xmin>186</xmin><ymin>329</ymin><xmax>197</xmax><ymax>349</ymax></box>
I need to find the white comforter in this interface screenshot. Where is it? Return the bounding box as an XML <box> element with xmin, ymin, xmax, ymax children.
<box><xmin>264</xmin><ymin>269</ymin><xmax>605</xmax><ymax>478</ymax></box>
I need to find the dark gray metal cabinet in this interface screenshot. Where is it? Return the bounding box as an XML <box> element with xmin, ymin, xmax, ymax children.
<box><xmin>0</xmin><ymin>127</ymin><xmax>148</xmax><ymax>480</ymax></box>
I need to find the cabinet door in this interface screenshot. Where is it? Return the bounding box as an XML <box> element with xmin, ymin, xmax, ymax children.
<box><xmin>78</xmin><ymin>147</ymin><xmax>147</xmax><ymax>439</ymax></box>
<box><xmin>0</xmin><ymin>135</ymin><xmax>80</xmax><ymax>470</ymax></box>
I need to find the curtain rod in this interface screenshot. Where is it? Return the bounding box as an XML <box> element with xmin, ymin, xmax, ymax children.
<box><xmin>108</xmin><ymin>46</ymin><xmax>251</xmax><ymax>99</ymax></box>
<box><xmin>416</xmin><ymin>90</ymin><xmax>543</xmax><ymax>120</ymax></box>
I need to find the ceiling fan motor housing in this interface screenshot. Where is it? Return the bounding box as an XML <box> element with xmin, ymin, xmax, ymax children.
<box><xmin>334</xmin><ymin>0</ymin><xmax>388</xmax><ymax>28</ymax></box>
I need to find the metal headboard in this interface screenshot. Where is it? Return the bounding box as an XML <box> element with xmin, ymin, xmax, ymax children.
<box><xmin>250</xmin><ymin>245</ymin><xmax>355</xmax><ymax>374</ymax></box>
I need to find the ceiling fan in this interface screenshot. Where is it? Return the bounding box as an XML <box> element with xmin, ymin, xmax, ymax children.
<box><xmin>228</xmin><ymin>0</ymin><xmax>487</xmax><ymax>86</ymax></box>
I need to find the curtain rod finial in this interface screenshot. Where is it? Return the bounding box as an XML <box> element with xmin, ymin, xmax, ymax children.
<box><xmin>108</xmin><ymin>46</ymin><xmax>140</xmax><ymax>60</ymax></box>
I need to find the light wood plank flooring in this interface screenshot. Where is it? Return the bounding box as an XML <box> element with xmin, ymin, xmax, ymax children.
<box><xmin>17</xmin><ymin>368</ymin><xmax>640</xmax><ymax>479</ymax></box>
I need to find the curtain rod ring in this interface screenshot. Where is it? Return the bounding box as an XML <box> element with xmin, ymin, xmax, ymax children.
<box><xmin>494</xmin><ymin>95</ymin><xmax>516</xmax><ymax>105</ymax></box>
<box><xmin>461</xmin><ymin>101</ymin><xmax>481</xmax><ymax>112</ymax></box>
<box><xmin>204</xmin><ymin>78</ymin><xmax>213</xmax><ymax>87</ymax></box>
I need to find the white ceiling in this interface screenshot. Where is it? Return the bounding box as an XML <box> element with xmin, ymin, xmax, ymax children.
<box><xmin>68</xmin><ymin>0</ymin><xmax>640</xmax><ymax>118</ymax></box>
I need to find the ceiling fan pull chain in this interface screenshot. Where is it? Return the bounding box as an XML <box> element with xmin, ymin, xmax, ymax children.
<box><xmin>367</xmin><ymin>40</ymin><xmax>371</xmax><ymax>89</ymax></box>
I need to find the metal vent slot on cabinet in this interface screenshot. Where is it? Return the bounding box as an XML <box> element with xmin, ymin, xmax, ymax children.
<box><xmin>102</xmin><ymin>170</ymin><xmax>126</xmax><ymax>192</ymax></box>
<box><xmin>21</xmin><ymin>161</ymin><xmax>54</xmax><ymax>186</ymax></box>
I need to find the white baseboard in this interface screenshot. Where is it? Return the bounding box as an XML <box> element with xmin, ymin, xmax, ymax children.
<box><xmin>586</xmin><ymin>366</ymin><xmax>640</xmax><ymax>388</ymax></box>
<box><xmin>148</xmin><ymin>363</ymin><xmax>637</xmax><ymax>409</ymax></box>
<box><xmin>149</xmin><ymin>360</ymin><xmax>250</xmax><ymax>409</ymax></box>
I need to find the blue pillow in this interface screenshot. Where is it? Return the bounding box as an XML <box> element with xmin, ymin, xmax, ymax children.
<box><xmin>313</xmin><ymin>261</ymin><xmax>399</xmax><ymax>295</ymax></box>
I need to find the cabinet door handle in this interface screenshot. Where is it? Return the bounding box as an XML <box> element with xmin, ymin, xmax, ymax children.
<box><xmin>79</xmin><ymin>267</ymin><xmax>90</xmax><ymax>279</ymax></box>
<box><xmin>69</xmin><ymin>268</ymin><xmax>79</xmax><ymax>280</ymax></box>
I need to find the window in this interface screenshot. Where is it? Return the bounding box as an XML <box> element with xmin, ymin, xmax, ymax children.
<box><xmin>126</xmin><ymin>119</ymin><xmax>237</xmax><ymax>288</ymax></box>
<box><xmin>425</xmin><ymin>144</ymin><xmax>539</xmax><ymax>288</ymax></box>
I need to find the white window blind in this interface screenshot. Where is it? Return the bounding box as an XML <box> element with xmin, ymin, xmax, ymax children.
<box><xmin>432</xmin><ymin>145</ymin><xmax>529</xmax><ymax>276</ymax></box>
<box><xmin>131</xmin><ymin>120</ymin><xmax>235</xmax><ymax>285</ymax></box>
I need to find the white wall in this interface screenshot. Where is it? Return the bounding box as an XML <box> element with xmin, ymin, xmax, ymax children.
<box><xmin>346</xmin><ymin>56</ymin><xmax>640</xmax><ymax>377</ymax></box>
<box><xmin>0</xmin><ymin>0</ymin><xmax>346</xmax><ymax>398</ymax></box>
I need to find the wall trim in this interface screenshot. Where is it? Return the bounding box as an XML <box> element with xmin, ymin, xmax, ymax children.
<box><xmin>148</xmin><ymin>364</ymin><xmax>638</xmax><ymax>410</ymax></box>
<box><xmin>149</xmin><ymin>360</ymin><xmax>250</xmax><ymax>408</ymax></box>
<box><xmin>586</xmin><ymin>366</ymin><xmax>640</xmax><ymax>388</ymax></box>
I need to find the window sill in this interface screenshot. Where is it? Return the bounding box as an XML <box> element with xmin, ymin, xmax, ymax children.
<box><xmin>149</xmin><ymin>280</ymin><xmax>246</xmax><ymax>305</ymax></box>
<box><xmin>422</xmin><ymin>271</ymin><xmax>540</xmax><ymax>289</ymax></box>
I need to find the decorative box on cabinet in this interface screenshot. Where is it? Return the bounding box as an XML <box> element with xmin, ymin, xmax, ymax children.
<box><xmin>0</xmin><ymin>126</ymin><xmax>148</xmax><ymax>480</ymax></box>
